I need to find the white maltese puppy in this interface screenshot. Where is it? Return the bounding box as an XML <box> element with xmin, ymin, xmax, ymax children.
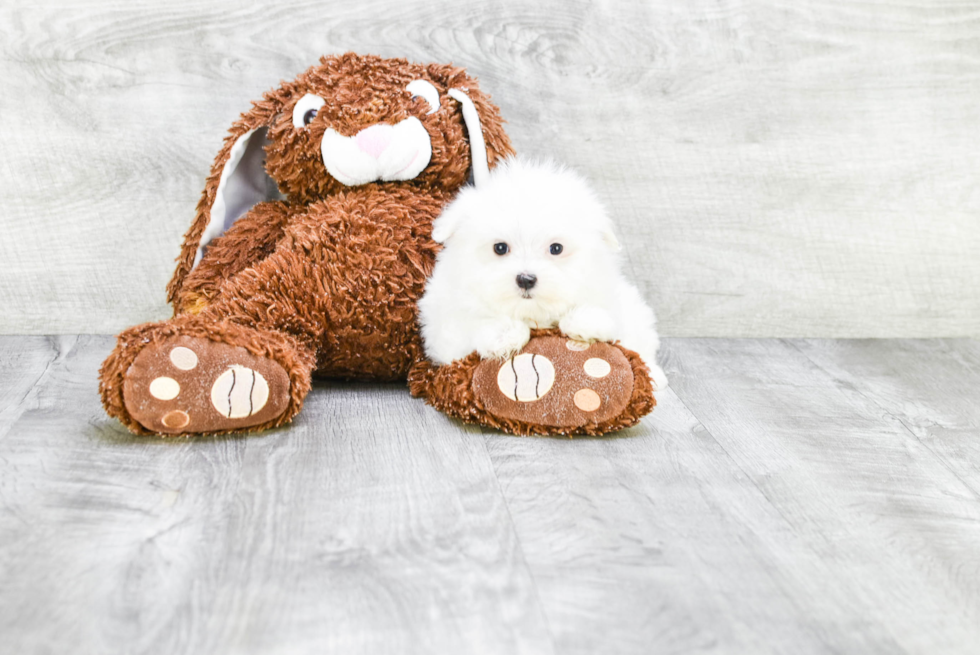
<box><xmin>418</xmin><ymin>157</ymin><xmax>668</xmax><ymax>391</ymax></box>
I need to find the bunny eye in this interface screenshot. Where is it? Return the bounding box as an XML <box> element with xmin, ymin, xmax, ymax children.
<box><xmin>292</xmin><ymin>94</ymin><xmax>325</xmax><ymax>129</ymax></box>
<box><xmin>406</xmin><ymin>80</ymin><xmax>440</xmax><ymax>114</ymax></box>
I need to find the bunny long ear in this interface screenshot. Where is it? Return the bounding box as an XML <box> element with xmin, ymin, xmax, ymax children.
<box><xmin>427</xmin><ymin>64</ymin><xmax>515</xmax><ymax>177</ymax></box>
<box><xmin>447</xmin><ymin>89</ymin><xmax>489</xmax><ymax>187</ymax></box>
<box><xmin>166</xmin><ymin>97</ymin><xmax>284</xmax><ymax>306</ymax></box>
<box><xmin>195</xmin><ymin>126</ymin><xmax>282</xmax><ymax>266</ymax></box>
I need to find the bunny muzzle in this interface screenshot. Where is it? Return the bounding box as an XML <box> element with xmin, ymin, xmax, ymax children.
<box><xmin>321</xmin><ymin>117</ymin><xmax>432</xmax><ymax>186</ymax></box>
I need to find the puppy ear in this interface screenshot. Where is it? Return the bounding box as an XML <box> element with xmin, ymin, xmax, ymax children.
<box><xmin>431</xmin><ymin>202</ymin><xmax>464</xmax><ymax>244</ymax></box>
<box><xmin>589</xmin><ymin>200</ymin><xmax>621</xmax><ymax>252</ymax></box>
<box><xmin>602</xmin><ymin>228</ymin><xmax>622</xmax><ymax>252</ymax></box>
<box><xmin>167</xmin><ymin>89</ymin><xmax>288</xmax><ymax>306</ymax></box>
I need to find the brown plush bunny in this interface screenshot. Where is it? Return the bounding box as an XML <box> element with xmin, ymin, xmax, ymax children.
<box><xmin>99</xmin><ymin>52</ymin><xmax>655</xmax><ymax>436</ymax></box>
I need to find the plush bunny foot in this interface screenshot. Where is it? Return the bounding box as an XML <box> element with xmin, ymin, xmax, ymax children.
<box><xmin>408</xmin><ymin>329</ymin><xmax>656</xmax><ymax>436</ymax></box>
<box><xmin>100</xmin><ymin>319</ymin><xmax>314</xmax><ymax>436</ymax></box>
<box><xmin>121</xmin><ymin>336</ymin><xmax>292</xmax><ymax>435</ymax></box>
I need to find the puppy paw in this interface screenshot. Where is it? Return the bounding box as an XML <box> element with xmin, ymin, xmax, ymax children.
<box><xmin>648</xmin><ymin>363</ymin><xmax>669</xmax><ymax>391</ymax></box>
<box><xmin>474</xmin><ymin>320</ymin><xmax>531</xmax><ymax>360</ymax></box>
<box><xmin>559</xmin><ymin>306</ymin><xmax>616</xmax><ymax>343</ymax></box>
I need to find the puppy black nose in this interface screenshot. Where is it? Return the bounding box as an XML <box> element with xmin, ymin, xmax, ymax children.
<box><xmin>516</xmin><ymin>273</ymin><xmax>537</xmax><ymax>290</ymax></box>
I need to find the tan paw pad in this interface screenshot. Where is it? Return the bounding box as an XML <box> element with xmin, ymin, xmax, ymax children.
<box><xmin>496</xmin><ymin>353</ymin><xmax>555</xmax><ymax>402</ymax></box>
<box><xmin>566</xmin><ymin>339</ymin><xmax>590</xmax><ymax>351</ymax></box>
<box><xmin>169</xmin><ymin>346</ymin><xmax>199</xmax><ymax>370</ymax></box>
<box><xmin>162</xmin><ymin>410</ymin><xmax>190</xmax><ymax>429</ymax></box>
<box><xmin>573</xmin><ymin>388</ymin><xmax>602</xmax><ymax>412</ymax></box>
<box><xmin>149</xmin><ymin>377</ymin><xmax>180</xmax><ymax>400</ymax></box>
<box><xmin>210</xmin><ymin>365</ymin><xmax>270</xmax><ymax>419</ymax></box>
<box><xmin>583</xmin><ymin>358</ymin><xmax>611</xmax><ymax>378</ymax></box>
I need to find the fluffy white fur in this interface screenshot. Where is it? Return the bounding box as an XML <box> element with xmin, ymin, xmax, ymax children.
<box><xmin>419</xmin><ymin>157</ymin><xmax>668</xmax><ymax>391</ymax></box>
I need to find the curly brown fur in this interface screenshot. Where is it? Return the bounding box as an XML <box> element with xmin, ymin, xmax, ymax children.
<box><xmin>190</xmin><ymin>186</ymin><xmax>450</xmax><ymax>381</ymax></box>
<box><xmin>178</xmin><ymin>201</ymin><xmax>294</xmax><ymax>313</ymax></box>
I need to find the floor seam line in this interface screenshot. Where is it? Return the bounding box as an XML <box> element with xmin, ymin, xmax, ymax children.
<box><xmin>0</xmin><ymin>336</ymin><xmax>74</xmax><ymax>442</ymax></box>
<box><xmin>783</xmin><ymin>338</ymin><xmax>980</xmax><ymax>502</ymax></box>
<box><xmin>478</xmin><ymin>426</ymin><xmax>560</xmax><ymax>655</ymax></box>
<box><xmin>665</xmin><ymin>383</ymin><xmax>803</xmax><ymax>535</ymax></box>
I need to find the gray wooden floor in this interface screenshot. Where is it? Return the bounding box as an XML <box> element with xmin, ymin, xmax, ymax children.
<box><xmin>1</xmin><ymin>336</ymin><xmax>978</xmax><ymax>654</ymax></box>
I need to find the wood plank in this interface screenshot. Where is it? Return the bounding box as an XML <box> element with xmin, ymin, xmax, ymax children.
<box><xmin>791</xmin><ymin>338</ymin><xmax>980</xmax><ymax>495</ymax></box>
<box><xmin>662</xmin><ymin>338</ymin><xmax>980</xmax><ymax>654</ymax></box>
<box><xmin>1</xmin><ymin>0</ymin><xmax>978</xmax><ymax>337</ymax></box>
<box><xmin>0</xmin><ymin>335</ymin><xmax>554</xmax><ymax>654</ymax></box>
<box><xmin>0</xmin><ymin>336</ymin><xmax>63</xmax><ymax>436</ymax></box>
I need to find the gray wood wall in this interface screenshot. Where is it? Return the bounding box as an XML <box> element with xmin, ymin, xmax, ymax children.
<box><xmin>2</xmin><ymin>0</ymin><xmax>978</xmax><ymax>337</ymax></box>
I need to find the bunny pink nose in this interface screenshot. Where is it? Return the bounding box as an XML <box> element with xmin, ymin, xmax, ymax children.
<box><xmin>355</xmin><ymin>124</ymin><xmax>394</xmax><ymax>159</ymax></box>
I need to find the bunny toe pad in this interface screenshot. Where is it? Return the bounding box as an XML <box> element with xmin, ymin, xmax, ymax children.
<box><xmin>122</xmin><ymin>336</ymin><xmax>291</xmax><ymax>435</ymax></box>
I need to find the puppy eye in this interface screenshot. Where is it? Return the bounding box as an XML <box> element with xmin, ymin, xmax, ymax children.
<box><xmin>406</xmin><ymin>80</ymin><xmax>440</xmax><ymax>114</ymax></box>
<box><xmin>549</xmin><ymin>243</ymin><xmax>564</xmax><ymax>255</ymax></box>
<box><xmin>493</xmin><ymin>242</ymin><xmax>509</xmax><ymax>256</ymax></box>
<box><xmin>292</xmin><ymin>94</ymin><xmax>325</xmax><ymax>129</ymax></box>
